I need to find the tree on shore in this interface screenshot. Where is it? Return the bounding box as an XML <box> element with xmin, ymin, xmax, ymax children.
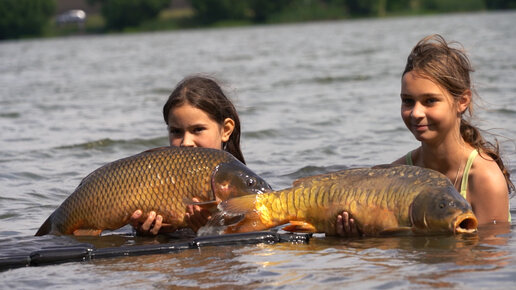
<box><xmin>0</xmin><ymin>0</ymin><xmax>56</xmax><ymax>40</ymax></box>
<box><xmin>87</xmin><ymin>0</ymin><xmax>170</xmax><ymax>31</ymax></box>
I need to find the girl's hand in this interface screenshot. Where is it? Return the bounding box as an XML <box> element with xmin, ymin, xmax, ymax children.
<box><xmin>335</xmin><ymin>211</ymin><xmax>361</xmax><ymax>237</ymax></box>
<box><xmin>184</xmin><ymin>197</ymin><xmax>212</xmax><ymax>233</ymax></box>
<box><xmin>129</xmin><ymin>210</ymin><xmax>163</xmax><ymax>236</ymax></box>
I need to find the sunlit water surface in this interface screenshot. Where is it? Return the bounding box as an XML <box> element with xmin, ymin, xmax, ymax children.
<box><xmin>1</xmin><ymin>11</ymin><xmax>515</xmax><ymax>289</ymax></box>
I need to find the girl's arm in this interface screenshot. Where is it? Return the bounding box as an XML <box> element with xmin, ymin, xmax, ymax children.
<box><xmin>468</xmin><ymin>159</ymin><xmax>510</xmax><ymax>224</ymax></box>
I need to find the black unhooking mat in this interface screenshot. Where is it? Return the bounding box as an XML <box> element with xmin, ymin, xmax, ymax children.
<box><xmin>0</xmin><ymin>232</ymin><xmax>311</xmax><ymax>271</ymax></box>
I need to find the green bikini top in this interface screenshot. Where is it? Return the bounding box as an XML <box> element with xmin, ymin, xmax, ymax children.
<box><xmin>405</xmin><ymin>149</ymin><xmax>511</xmax><ymax>222</ymax></box>
<box><xmin>405</xmin><ymin>149</ymin><xmax>478</xmax><ymax>199</ymax></box>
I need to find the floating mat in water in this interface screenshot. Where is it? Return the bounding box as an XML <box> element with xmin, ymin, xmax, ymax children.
<box><xmin>0</xmin><ymin>232</ymin><xmax>311</xmax><ymax>271</ymax></box>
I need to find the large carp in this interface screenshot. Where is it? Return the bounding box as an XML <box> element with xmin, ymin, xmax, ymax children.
<box><xmin>199</xmin><ymin>165</ymin><xmax>478</xmax><ymax>237</ymax></box>
<box><xmin>35</xmin><ymin>147</ymin><xmax>271</xmax><ymax>236</ymax></box>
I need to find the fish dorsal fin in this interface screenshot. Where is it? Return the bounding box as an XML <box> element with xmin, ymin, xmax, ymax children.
<box><xmin>292</xmin><ymin>172</ymin><xmax>336</xmax><ymax>187</ymax></box>
<box><xmin>371</xmin><ymin>164</ymin><xmax>400</xmax><ymax>169</ymax></box>
<box><xmin>282</xmin><ymin>221</ymin><xmax>317</xmax><ymax>233</ymax></box>
<box><xmin>142</xmin><ymin>146</ymin><xmax>171</xmax><ymax>153</ymax></box>
<box><xmin>292</xmin><ymin>167</ymin><xmax>382</xmax><ymax>188</ymax></box>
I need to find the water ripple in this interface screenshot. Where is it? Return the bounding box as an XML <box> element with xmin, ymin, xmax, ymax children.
<box><xmin>56</xmin><ymin>136</ymin><xmax>168</xmax><ymax>151</ymax></box>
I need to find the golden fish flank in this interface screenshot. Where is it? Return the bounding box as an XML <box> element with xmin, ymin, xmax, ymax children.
<box><xmin>35</xmin><ymin>146</ymin><xmax>271</xmax><ymax>236</ymax></box>
<box><xmin>200</xmin><ymin>165</ymin><xmax>478</xmax><ymax>237</ymax></box>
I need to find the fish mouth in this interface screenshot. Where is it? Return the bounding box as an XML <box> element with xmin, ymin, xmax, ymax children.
<box><xmin>453</xmin><ymin>213</ymin><xmax>478</xmax><ymax>234</ymax></box>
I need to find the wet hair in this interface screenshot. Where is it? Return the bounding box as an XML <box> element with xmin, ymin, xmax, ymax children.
<box><xmin>163</xmin><ymin>75</ymin><xmax>245</xmax><ymax>164</ymax></box>
<box><xmin>403</xmin><ymin>34</ymin><xmax>514</xmax><ymax>193</ymax></box>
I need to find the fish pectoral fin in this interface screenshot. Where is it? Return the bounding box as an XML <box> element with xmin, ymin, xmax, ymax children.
<box><xmin>200</xmin><ymin>195</ymin><xmax>264</xmax><ymax>235</ymax></box>
<box><xmin>190</xmin><ymin>199</ymin><xmax>219</xmax><ymax>209</ymax></box>
<box><xmin>282</xmin><ymin>221</ymin><xmax>317</xmax><ymax>233</ymax></box>
<box><xmin>73</xmin><ymin>229</ymin><xmax>103</xmax><ymax>236</ymax></box>
<box><xmin>378</xmin><ymin>227</ymin><xmax>413</xmax><ymax>236</ymax></box>
<box><xmin>182</xmin><ymin>198</ymin><xmax>220</xmax><ymax>214</ymax></box>
<box><xmin>218</xmin><ymin>195</ymin><xmax>257</xmax><ymax>214</ymax></box>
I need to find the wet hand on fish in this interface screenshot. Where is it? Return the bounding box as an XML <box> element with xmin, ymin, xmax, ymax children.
<box><xmin>130</xmin><ymin>197</ymin><xmax>215</xmax><ymax>235</ymax></box>
<box><xmin>336</xmin><ymin>211</ymin><xmax>362</xmax><ymax>237</ymax></box>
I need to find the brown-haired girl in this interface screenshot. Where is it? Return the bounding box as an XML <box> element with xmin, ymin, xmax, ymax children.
<box><xmin>392</xmin><ymin>34</ymin><xmax>513</xmax><ymax>224</ymax></box>
<box><xmin>130</xmin><ymin>75</ymin><xmax>253</xmax><ymax>235</ymax></box>
<box><xmin>338</xmin><ymin>34</ymin><xmax>513</xmax><ymax>235</ymax></box>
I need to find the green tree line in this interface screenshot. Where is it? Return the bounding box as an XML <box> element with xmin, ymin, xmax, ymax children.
<box><xmin>1</xmin><ymin>0</ymin><xmax>515</xmax><ymax>40</ymax></box>
<box><xmin>0</xmin><ymin>0</ymin><xmax>55</xmax><ymax>40</ymax></box>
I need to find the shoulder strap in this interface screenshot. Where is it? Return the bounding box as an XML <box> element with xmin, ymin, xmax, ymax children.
<box><xmin>405</xmin><ymin>151</ymin><xmax>413</xmax><ymax>166</ymax></box>
<box><xmin>460</xmin><ymin>149</ymin><xmax>478</xmax><ymax>198</ymax></box>
<box><xmin>458</xmin><ymin>149</ymin><xmax>511</xmax><ymax>222</ymax></box>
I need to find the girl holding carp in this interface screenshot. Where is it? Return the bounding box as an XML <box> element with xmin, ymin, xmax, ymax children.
<box><xmin>338</xmin><ymin>34</ymin><xmax>514</xmax><ymax>235</ymax></box>
<box><xmin>134</xmin><ymin>34</ymin><xmax>513</xmax><ymax>237</ymax></box>
<box><xmin>129</xmin><ymin>75</ymin><xmax>248</xmax><ymax>235</ymax></box>
<box><xmin>394</xmin><ymin>34</ymin><xmax>513</xmax><ymax>224</ymax></box>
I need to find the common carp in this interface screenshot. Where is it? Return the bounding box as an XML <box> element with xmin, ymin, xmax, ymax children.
<box><xmin>199</xmin><ymin>165</ymin><xmax>478</xmax><ymax>237</ymax></box>
<box><xmin>35</xmin><ymin>147</ymin><xmax>271</xmax><ymax>236</ymax></box>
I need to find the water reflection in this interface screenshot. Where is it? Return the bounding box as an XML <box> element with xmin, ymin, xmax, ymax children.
<box><xmin>72</xmin><ymin>223</ymin><xmax>511</xmax><ymax>288</ymax></box>
<box><xmin>0</xmin><ymin>222</ymin><xmax>512</xmax><ymax>288</ymax></box>
<box><xmin>404</xmin><ymin>224</ymin><xmax>511</xmax><ymax>287</ymax></box>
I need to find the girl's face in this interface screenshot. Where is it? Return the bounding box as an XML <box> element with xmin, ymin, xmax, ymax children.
<box><xmin>167</xmin><ymin>103</ymin><xmax>234</xmax><ymax>149</ymax></box>
<box><xmin>400</xmin><ymin>71</ymin><xmax>466</xmax><ymax>144</ymax></box>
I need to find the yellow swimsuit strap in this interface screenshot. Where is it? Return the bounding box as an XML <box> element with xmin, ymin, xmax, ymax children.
<box><xmin>460</xmin><ymin>149</ymin><xmax>478</xmax><ymax>199</ymax></box>
<box><xmin>406</xmin><ymin>148</ymin><xmax>511</xmax><ymax>222</ymax></box>
<box><xmin>405</xmin><ymin>149</ymin><xmax>477</xmax><ymax>196</ymax></box>
<box><xmin>405</xmin><ymin>151</ymin><xmax>413</xmax><ymax>166</ymax></box>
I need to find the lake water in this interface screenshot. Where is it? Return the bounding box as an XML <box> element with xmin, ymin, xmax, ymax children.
<box><xmin>1</xmin><ymin>11</ymin><xmax>515</xmax><ymax>288</ymax></box>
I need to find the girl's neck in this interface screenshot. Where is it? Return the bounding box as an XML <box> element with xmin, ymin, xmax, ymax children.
<box><xmin>417</xmin><ymin>138</ymin><xmax>472</xmax><ymax>173</ymax></box>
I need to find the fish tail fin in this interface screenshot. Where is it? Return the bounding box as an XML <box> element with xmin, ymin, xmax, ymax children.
<box><xmin>35</xmin><ymin>214</ymin><xmax>53</xmax><ymax>236</ymax></box>
<box><xmin>198</xmin><ymin>194</ymin><xmax>270</xmax><ymax>236</ymax></box>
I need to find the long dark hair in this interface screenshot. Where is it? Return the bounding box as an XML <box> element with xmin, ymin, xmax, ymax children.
<box><xmin>163</xmin><ymin>75</ymin><xmax>245</xmax><ymax>164</ymax></box>
<box><xmin>403</xmin><ymin>34</ymin><xmax>514</xmax><ymax>193</ymax></box>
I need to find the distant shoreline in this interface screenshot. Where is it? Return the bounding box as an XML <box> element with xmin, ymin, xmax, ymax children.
<box><xmin>46</xmin><ymin>9</ymin><xmax>511</xmax><ymax>40</ymax></box>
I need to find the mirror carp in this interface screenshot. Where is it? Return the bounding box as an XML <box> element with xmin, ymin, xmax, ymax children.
<box><xmin>200</xmin><ymin>165</ymin><xmax>478</xmax><ymax>237</ymax></box>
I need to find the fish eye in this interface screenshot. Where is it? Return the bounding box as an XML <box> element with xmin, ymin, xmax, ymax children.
<box><xmin>247</xmin><ymin>177</ymin><xmax>256</xmax><ymax>187</ymax></box>
<box><xmin>439</xmin><ymin>202</ymin><xmax>445</xmax><ymax>209</ymax></box>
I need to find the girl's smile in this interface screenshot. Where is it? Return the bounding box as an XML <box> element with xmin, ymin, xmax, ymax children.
<box><xmin>413</xmin><ymin>123</ymin><xmax>430</xmax><ymax>132</ymax></box>
<box><xmin>400</xmin><ymin>71</ymin><xmax>458</xmax><ymax>143</ymax></box>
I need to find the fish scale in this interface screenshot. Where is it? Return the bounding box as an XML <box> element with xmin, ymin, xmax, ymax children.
<box><xmin>35</xmin><ymin>147</ymin><xmax>271</xmax><ymax>236</ymax></box>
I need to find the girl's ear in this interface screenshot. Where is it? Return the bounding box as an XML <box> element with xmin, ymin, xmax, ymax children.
<box><xmin>457</xmin><ymin>90</ymin><xmax>472</xmax><ymax>114</ymax></box>
<box><xmin>221</xmin><ymin>118</ymin><xmax>235</xmax><ymax>143</ymax></box>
